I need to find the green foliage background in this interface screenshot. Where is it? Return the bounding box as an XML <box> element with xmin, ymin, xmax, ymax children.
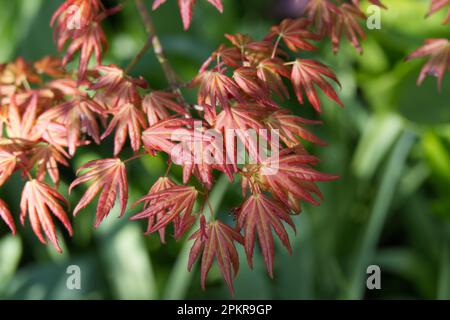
<box><xmin>0</xmin><ymin>0</ymin><xmax>450</xmax><ymax>299</ymax></box>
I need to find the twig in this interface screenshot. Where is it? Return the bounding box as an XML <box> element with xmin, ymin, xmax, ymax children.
<box><xmin>134</xmin><ymin>0</ymin><xmax>190</xmax><ymax>110</ymax></box>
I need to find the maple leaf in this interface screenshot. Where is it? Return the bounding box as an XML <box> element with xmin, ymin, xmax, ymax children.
<box><xmin>225</xmin><ymin>34</ymin><xmax>275</xmax><ymax>65</ymax></box>
<box><xmin>142</xmin><ymin>118</ymin><xmax>195</xmax><ymax>155</ymax></box>
<box><xmin>305</xmin><ymin>0</ymin><xmax>339</xmax><ymax>37</ymax></box>
<box><xmin>101</xmin><ymin>103</ymin><xmax>147</xmax><ymax>156</ymax></box>
<box><xmin>331</xmin><ymin>3</ymin><xmax>366</xmax><ymax>54</ymax></box>
<box><xmin>193</xmin><ymin>70</ymin><xmax>242</xmax><ymax>109</ymax></box>
<box><xmin>0</xmin><ymin>57</ymin><xmax>40</xmax><ymax>89</ymax></box>
<box><xmin>131</xmin><ymin>185</ymin><xmax>198</xmax><ymax>235</ymax></box>
<box><xmin>199</xmin><ymin>45</ymin><xmax>242</xmax><ymax>73</ymax></box>
<box><xmin>406</xmin><ymin>38</ymin><xmax>450</xmax><ymax>90</ymax></box>
<box><xmin>39</xmin><ymin>95</ymin><xmax>106</xmax><ymax>155</ymax></box>
<box><xmin>171</xmin><ymin>127</ymin><xmax>235</xmax><ymax>188</ymax></box>
<box><xmin>69</xmin><ymin>158</ymin><xmax>128</xmax><ymax>228</ymax></box>
<box><xmin>290</xmin><ymin>58</ymin><xmax>342</xmax><ymax>112</ymax></box>
<box><xmin>215</xmin><ymin>104</ymin><xmax>272</xmax><ymax>164</ymax></box>
<box><xmin>236</xmin><ymin>193</ymin><xmax>294</xmax><ymax>277</ymax></box>
<box><xmin>34</xmin><ymin>56</ymin><xmax>66</xmax><ymax>78</ymax></box>
<box><xmin>142</xmin><ymin>91</ymin><xmax>189</xmax><ymax>126</ymax></box>
<box><xmin>90</xmin><ymin>65</ymin><xmax>147</xmax><ymax>109</ymax></box>
<box><xmin>0</xmin><ymin>198</ymin><xmax>15</xmax><ymax>234</ymax></box>
<box><xmin>0</xmin><ymin>150</ymin><xmax>17</xmax><ymax>187</ymax></box>
<box><xmin>7</xmin><ymin>93</ymin><xmax>39</xmax><ymax>140</ymax></box>
<box><xmin>233</xmin><ymin>67</ymin><xmax>271</xmax><ymax>103</ymax></box>
<box><xmin>152</xmin><ymin>0</ymin><xmax>223</xmax><ymax>30</ymax></box>
<box><xmin>267</xmin><ymin>18</ymin><xmax>320</xmax><ymax>52</ymax></box>
<box><xmin>61</xmin><ymin>22</ymin><xmax>108</xmax><ymax>80</ymax></box>
<box><xmin>256</xmin><ymin>58</ymin><xmax>290</xmax><ymax>100</ymax></box>
<box><xmin>258</xmin><ymin>150</ymin><xmax>339</xmax><ymax>212</ymax></box>
<box><xmin>28</xmin><ymin>143</ymin><xmax>69</xmax><ymax>187</ymax></box>
<box><xmin>141</xmin><ymin>177</ymin><xmax>176</xmax><ymax>243</ymax></box>
<box><xmin>426</xmin><ymin>0</ymin><xmax>450</xmax><ymax>24</ymax></box>
<box><xmin>20</xmin><ymin>179</ymin><xmax>72</xmax><ymax>252</ymax></box>
<box><xmin>188</xmin><ymin>219</ymin><xmax>244</xmax><ymax>294</ymax></box>
<box><xmin>264</xmin><ymin>110</ymin><xmax>326</xmax><ymax>148</ymax></box>
<box><xmin>51</xmin><ymin>0</ymin><xmax>104</xmax><ymax>31</ymax></box>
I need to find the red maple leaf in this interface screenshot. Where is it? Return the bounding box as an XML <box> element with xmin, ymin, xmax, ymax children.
<box><xmin>90</xmin><ymin>65</ymin><xmax>147</xmax><ymax>109</ymax></box>
<box><xmin>28</xmin><ymin>143</ymin><xmax>69</xmax><ymax>187</ymax></box>
<box><xmin>331</xmin><ymin>3</ymin><xmax>366</xmax><ymax>54</ymax></box>
<box><xmin>20</xmin><ymin>179</ymin><xmax>72</xmax><ymax>252</ymax></box>
<box><xmin>267</xmin><ymin>18</ymin><xmax>320</xmax><ymax>52</ymax></box>
<box><xmin>193</xmin><ymin>70</ymin><xmax>242</xmax><ymax>109</ymax></box>
<box><xmin>0</xmin><ymin>198</ymin><xmax>15</xmax><ymax>234</ymax></box>
<box><xmin>215</xmin><ymin>104</ymin><xmax>272</xmax><ymax>164</ymax></box>
<box><xmin>131</xmin><ymin>185</ymin><xmax>198</xmax><ymax>236</ymax></box>
<box><xmin>305</xmin><ymin>0</ymin><xmax>339</xmax><ymax>37</ymax></box>
<box><xmin>34</xmin><ymin>56</ymin><xmax>66</xmax><ymax>78</ymax></box>
<box><xmin>236</xmin><ymin>193</ymin><xmax>294</xmax><ymax>277</ymax></box>
<box><xmin>256</xmin><ymin>58</ymin><xmax>290</xmax><ymax>100</ymax></box>
<box><xmin>142</xmin><ymin>91</ymin><xmax>189</xmax><ymax>126</ymax></box>
<box><xmin>188</xmin><ymin>219</ymin><xmax>244</xmax><ymax>294</ymax></box>
<box><xmin>406</xmin><ymin>38</ymin><xmax>450</xmax><ymax>90</ymax></box>
<box><xmin>152</xmin><ymin>0</ymin><xmax>223</xmax><ymax>30</ymax></box>
<box><xmin>61</xmin><ymin>22</ymin><xmax>107</xmax><ymax>80</ymax></box>
<box><xmin>0</xmin><ymin>150</ymin><xmax>17</xmax><ymax>187</ymax></box>
<box><xmin>102</xmin><ymin>103</ymin><xmax>147</xmax><ymax>156</ymax></box>
<box><xmin>142</xmin><ymin>117</ymin><xmax>195</xmax><ymax>155</ymax></box>
<box><xmin>141</xmin><ymin>177</ymin><xmax>176</xmax><ymax>243</ymax></box>
<box><xmin>7</xmin><ymin>93</ymin><xmax>39</xmax><ymax>140</ymax></box>
<box><xmin>264</xmin><ymin>109</ymin><xmax>326</xmax><ymax>148</ymax></box>
<box><xmin>290</xmin><ymin>58</ymin><xmax>342</xmax><ymax>112</ymax></box>
<box><xmin>258</xmin><ymin>150</ymin><xmax>339</xmax><ymax>212</ymax></box>
<box><xmin>233</xmin><ymin>67</ymin><xmax>271</xmax><ymax>104</ymax></box>
<box><xmin>69</xmin><ymin>158</ymin><xmax>128</xmax><ymax>228</ymax></box>
<box><xmin>39</xmin><ymin>95</ymin><xmax>106</xmax><ymax>156</ymax></box>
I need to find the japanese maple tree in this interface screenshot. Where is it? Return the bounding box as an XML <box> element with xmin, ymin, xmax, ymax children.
<box><xmin>0</xmin><ymin>0</ymin><xmax>447</xmax><ymax>295</ymax></box>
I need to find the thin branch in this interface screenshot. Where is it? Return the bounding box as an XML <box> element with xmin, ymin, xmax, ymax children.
<box><xmin>134</xmin><ymin>0</ymin><xmax>190</xmax><ymax>110</ymax></box>
<box><xmin>125</xmin><ymin>39</ymin><xmax>152</xmax><ymax>73</ymax></box>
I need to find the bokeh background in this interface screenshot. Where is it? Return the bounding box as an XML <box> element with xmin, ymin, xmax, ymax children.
<box><xmin>1</xmin><ymin>0</ymin><xmax>450</xmax><ymax>299</ymax></box>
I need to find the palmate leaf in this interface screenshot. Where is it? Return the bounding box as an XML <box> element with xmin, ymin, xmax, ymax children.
<box><xmin>90</xmin><ymin>65</ymin><xmax>147</xmax><ymax>109</ymax></box>
<box><xmin>259</xmin><ymin>150</ymin><xmax>339</xmax><ymax>212</ymax></box>
<box><xmin>131</xmin><ymin>185</ymin><xmax>198</xmax><ymax>236</ymax></box>
<box><xmin>290</xmin><ymin>58</ymin><xmax>342</xmax><ymax>112</ymax></box>
<box><xmin>256</xmin><ymin>58</ymin><xmax>290</xmax><ymax>100</ymax></box>
<box><xmin>20</xmin><ymin>179</ymin><xmax>72</xmax><ymax>253</ymax></box>
<box><xmin>0</xmin><ymin>198</ymin><xmax>15</xmax><ymax>234</ymax></box>
<box><xmin>142</xmin><ymin>91</ymin><xmax>189</xmax><ymax>126</ymax></box>
<box><xmin>142</xmin><ymin>117</ymin><xmax>196</xmax><ymax>155</ymax></box>
<box><xmin>188</xmin><ymin>219</ymin><xmax>244</xmax><ymax>295</ymax></box>
<box><xmin>69</xmin><ymin>158</ymin><xmax>128</xmax><ymax>228</ymax></box>
<box><xmin>193</xmin><ymin>70</ymin><xmax>242</xmax><ymax>109</ymax></box>
<box><xmin>305</xmin><ymin>0</ymin><xmax>339</xmax><ymax>37</ymax></box>
<box><xmin>152</xmin><ymin>0</ymin><xmax>223</xmax><ymax>30</ymax></box>
<box><xmin>331</xmin><ymin>3</ymin><xmax>366</xmax><ymax>54</ymax></box>
<box><xmin>264</xmin><ymin>109</ymin><xmax>326</xmax><ymax>148</ymax></box>
<box><xmin>236</xmin><ymin>193</ymin><xmax>294</xmax><ymax>277</ymax></box>
<box><xmin>267</xmin><ymin>18</ymin><xmax>320</xmax><ymax>52</ymax></box>
<box><xmin>28</xmin><ymin>143</ymin><xmax>69</xmax><ymax>187</ymax></box>
<box><xmin>141</xmin><ymin>177</ymin><xmax>176</xmax><ymax>243</ymax></box>
<box><xmin>101</xmin><ymin>103</ymin><xmax>147</xmax><ymax>156</ymax></box>
<box><xmin>406</xmin><ymin>38</ymin><xmax>450</xmax><ymax>90</ymax></box>
<box><xmin>38</xmin><ymin>95</ymin><xmax>106</xmax><ymax>156</ymax></box>
<box><xmin>0</xmin><ymin>150</ymin><xmax>16</xmax><ymax>187</ymax></box>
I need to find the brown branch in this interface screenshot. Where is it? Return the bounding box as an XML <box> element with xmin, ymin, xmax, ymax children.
<box><xmin>133</xmin><ymin>0</ymin><xmax>190</xmax><ymax>110</ymax></box>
